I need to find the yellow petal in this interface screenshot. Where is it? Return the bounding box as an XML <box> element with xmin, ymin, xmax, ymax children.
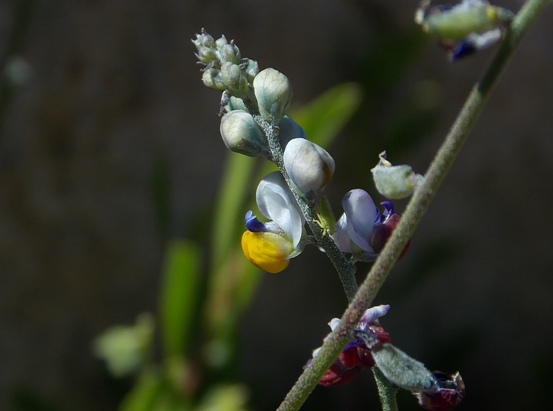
<box><xmin>241</xmin><ymin>231</ymin><xmax>292</xmax><ymax>273</ymax></box>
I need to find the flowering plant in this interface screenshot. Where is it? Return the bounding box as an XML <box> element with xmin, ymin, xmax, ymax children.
<box><xmin>94</xmin><ymin>1</ymin><xmax>549</xmax><ymax>410</ymax></box>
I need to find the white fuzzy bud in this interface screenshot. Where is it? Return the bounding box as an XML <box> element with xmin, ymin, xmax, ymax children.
<box><xmin>220</xmin><ymin>110</ymin><xmax>267</xmax><ymax>157</ymax></box>
<box><xmin>283</xmin><ymin>138</ymin><xmax>335</xmax><ymax>196</ymax></box>
<box><xmin>253</xmin><ymin>68</ymin><xmax>293</xmax><ymax>124</ymax></box>
<box><xmin>220</xmin><ymin>62</ymin><xmax>249</xmax><ymax>98</ymax></box>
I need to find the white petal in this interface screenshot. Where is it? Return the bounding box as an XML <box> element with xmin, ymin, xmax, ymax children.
<box><xmin>342</xmin><ymin>189</ymin><xmax>379</xmax><ymax>252</ymax></box>
<box><xmin>332</xmin><ymin>213</ymin><xmax>353</xmax><ymax>253</ymax></box>
<box><xmin>256</xmin><ymin>172</ymin><xmax>304</xmax><ymax>247</ymax></box>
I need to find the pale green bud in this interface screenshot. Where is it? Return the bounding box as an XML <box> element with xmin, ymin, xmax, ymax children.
<box><xmin>194</xmin><ymin>29</ymin><xmax>216</xmax><ymax>48</ymax></box>
<box><xmin>220</xmin><ymin>110</ymin><xmax>267</xmax><ymax>157</ymax></box>
<box><xmin>193</xmin><ymin>30</ymin><xmax>218</xmax><ymax>65</ymax></box>
<box><xmin>202</xmin><ymin>68</ymin><xmax>226</xmax><ymax>91</ymax></box>
<box><xmin>241</xmin><ymin>58</ymin><xmax>259</xmax><ymax>82</ymax></box>
<box><xmin>416</xmin><ymin>0</ymin><xmax>514</xmax><ymax>40</ymax></box>
<box><xmin>226</xmin><ymin>96</ymin><xmax>250</xmax><ymax>112</ymax></box>
<box><xmin>371</xmin><ymin>151</ymin><xmax>424</xmax><ymax>200</ymax></box>
<box><xmin>216</xmin><ymin>35</ymin><xmax>228</xmax><ymax>48</ymax></box>
<box><xmin>253</xmin><ymin>68</ymin><xmax>293</xmax><ymax>124</ymax></box>
<box><xmin>371</xmin><ymin>344</ymin><xmax>435</xmax><ymax>392</ymax></box>
<box><xmin>278</xmin><ymin>116</ymin><xmax>306</xmax><ymax>149</ymax></box>
<box><xmin>220</xmin><ymin>62</ymin><xmax>249</xmax><ymax>98</ymax></box>
<box><xmin>218</xmin><ymin>43</ymin><xmax>241</xmax><ymax>64</ymax></box>
<box><xmin>283</xmin><ymin>138</ymin><xmax>334</xmax><ymax>197</ymax></box>
<box><xmin>195</xmin><ymin>47</ymin><xmax>217</xmax><ymax>65</ymax></box>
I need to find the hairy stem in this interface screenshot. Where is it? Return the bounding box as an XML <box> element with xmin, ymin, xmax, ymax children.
<box><xmin>373</xmin><ymin>367</ymin><xmax>399</xmax><ymax>411</ymax></box>
<box><xmin>276</xmin><ymin>1</ymin><xmax>550</xmax><ymax>410</ymax></box>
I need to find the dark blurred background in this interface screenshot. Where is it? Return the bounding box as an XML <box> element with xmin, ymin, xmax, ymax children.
<box><xmin>1</xmin><ymin>0</ymin><xmax>553</xmax><ymax>410</ymax></box>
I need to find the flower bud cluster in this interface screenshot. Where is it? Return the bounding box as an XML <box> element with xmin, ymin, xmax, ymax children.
<box><xmin>415</xmin><ymin>0</ymin><xmax>514</xmax><ymax>61</ymax></box>
<box><xmin>193</xmin><ymin>29</ymin><xmax>258</xmax><ymax>97</ymax></box>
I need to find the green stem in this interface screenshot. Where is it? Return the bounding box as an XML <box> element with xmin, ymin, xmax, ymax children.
<box><xmin>373</xmin><ymin>367</ymin><xmax>399</xmax><ymax>411</ymax></box>
<box><xmin>276</xmin><ymin>1</ymin><xmax>549</xmax><ymax>410</ymax></box>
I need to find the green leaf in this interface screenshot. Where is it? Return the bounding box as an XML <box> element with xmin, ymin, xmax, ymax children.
<box><xmin>211</xmin><ymin>154</ymin><xmax>257</xmax><ymax>267</ymax></box>
<box><xmin>119</xmin><ymin>369</ymin><xmax>163</xmax><ymax>411</ymax></box>
<box><xmin>290</xmin><ymin>82</ymin><xmax>363</xmax><ymax>149</ymax></box>
<box><xmin>159</xmin><ymin>240</ymin><xmax>201</xmax><ymax>358</ymax></box>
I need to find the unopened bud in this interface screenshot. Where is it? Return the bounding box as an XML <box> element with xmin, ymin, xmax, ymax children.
<box><xmin>220</xmin><ymin>62</ymin><xmax>249</xmax><ymax>98</ymax></box>
<box><xmin>371</xmin><ymin>151</ymin><xmax>423</xmax><ymax>199</ymax></box>
<box><xmin>371</xmin><ymin>344</ymin><xmax>435</xmax><ymax>392</ymax></box>
<box><xmin>241</xmin><ymin>58</ymin><xmax>259</xmax><ymax>82</ymax></box>
<box><xmin>283</xmin><ymin>138</ymin><xmax>334</xmax><ymax>197</ymax></box>
<box><xmin>217</xmin><ymin>42</ymin><xmax>241</xmax><ymax>64</ymax></box>
<box><xmin>253</xmin><ymin>68</ymin><xmax>293</xmax><ymax>124</ymax></box>
<box><xmin>416</xmin><ymin>0</ymin><xmax>514</xmax><ymax>40</ymax></box>
<box><xmin>202</xmin><ymin>68</ymin><xmax>226</xmax><ymax>91</ymax></box>
<box><xmin>192</xmin><ymin>30</ymin><xmax>217</xmax><ymax>65</ymax></box>
<box><xmin>225</xmin><ymin>96</ymin><xmax>250</xmax><ymax>112</ymax></box>
<box><xmin>220</xmin><ymin>110</ymin><xmax>267</xmax><ymax>157</ymax></box>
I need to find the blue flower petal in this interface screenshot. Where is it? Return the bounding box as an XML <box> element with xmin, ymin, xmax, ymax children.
<box><xmin>244</xmin><ymin>211</ymin><xmax>268</xmax><ymax>232</ymax></box>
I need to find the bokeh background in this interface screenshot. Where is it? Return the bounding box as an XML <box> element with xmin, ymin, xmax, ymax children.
<box><xmin>1</xmin><ymin>0</ymin><xmax>553</xmax><ymax>410</ymax></box>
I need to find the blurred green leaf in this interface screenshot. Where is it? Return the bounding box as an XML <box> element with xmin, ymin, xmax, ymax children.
<box><xmin>211</xmin><ymin>154</ymin><xmax>257</xmax><ymax>267</ymax></box>
<box><xmin>160</xmin><ymin>240</ymin><xmax>201</xmax><ymax>358</ymax></box>
<box><xmin>197</xmin><ymin>384</ymin><xmax>250</xmax><ymax>411</ymax></box>
<box><xmin>291</xmin><ymin>82</ymin><xmax>363</xmax><ymax>148</ymax></box>
<box><xmin>93</xmin><ymin>313</ymin><xmax>154</xmax><ymax>378</ymax></box>
<box><xmin>119</xmin><ymin>369</ymin><xmax>163</xmax><ymax>411</ymax></box>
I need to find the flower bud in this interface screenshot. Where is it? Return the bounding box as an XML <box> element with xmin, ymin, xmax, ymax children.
<box><xmin>415</xmin><ymin>0</ymin><xmax>514</xmax><ymax>61</ymax></box>
<box><xmin>220</xmin><ymin>110</ymin><xmax>267</xmax><ymax>157</ymax></box>
<box><xmin>202</xmin><ymin>68</ymin><xmax>226</xmax><ymax>91</ymax></box>
<box><xmin>416</xmin><ymin>0</ymin><xmax>514</xmax><ymax>40</ymax></box>
<box><xmin>225</xmin><ymin>96</ymin><xmax>250</xmax><ymax>112</ymax></box>
<box><xmin>217</xmin><ymin>42</ymin><xmax>241</xmax><ymax>64</ymax></box>
<box><xmin>192</xmin><ymin>30</ymin><xmax>217</xmax><ymax>65</ymax></box>
<box><xmin>415</xmin><ymin>371</ymin><xmax>465</xmax><ymax>411</ymax></box>
<box><xmin>253</xmin><ymin>68</ymin><xmax>293</xmax><ymax>124</ymax></box>
<box><xmin>220</xmin><ymin>62</ymin><xmax>249</xmax><ymax>98</ymax></box>
<box><xmin>371</xmin><ymin>151</ymin><xmax>423</xmax><ymax>199</ymax></box>
<box><xmin>283</xmin><ymin>138</ymin><xmax>335</xmax><ymax>197</ymax></box>
<box><xmin>241</xmin><ymin>58</ymin><xmax>259</xmax><ymax>82</ymax></box>
<box><xmin>371</xmin><ymin>344</ymin><xmax>435</xmax><ymax>392</ymax></box>
<box><xmin>278</xmin><ymin>116</ymin><xmax>306</xmax><ymax>149</ymax></box>
<box><xmin>215</xmin><ymin>35</ymin><xmax>228</xmax><ymax>49</ymax></box>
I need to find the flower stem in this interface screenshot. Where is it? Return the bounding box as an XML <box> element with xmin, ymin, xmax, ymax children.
<box><xmin>276</xmin><ymin>1</ymin><xmax>549</xmax><ymax>410</ymax></box>
<box><xmin>373</xmin><ymin>367</ymin><xmax>399</xmax><ymax>411</ymax></box>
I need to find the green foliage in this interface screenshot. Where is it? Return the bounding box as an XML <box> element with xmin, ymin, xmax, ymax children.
<box><xmin>160</xmin><ymin>240</ymin><xmax>201</xmax><ymax>358</ymax></box>
<box><xmin>291</xmin><ymin>83</ymin><xmax>363</xmax><ymax>149</ymax></box>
